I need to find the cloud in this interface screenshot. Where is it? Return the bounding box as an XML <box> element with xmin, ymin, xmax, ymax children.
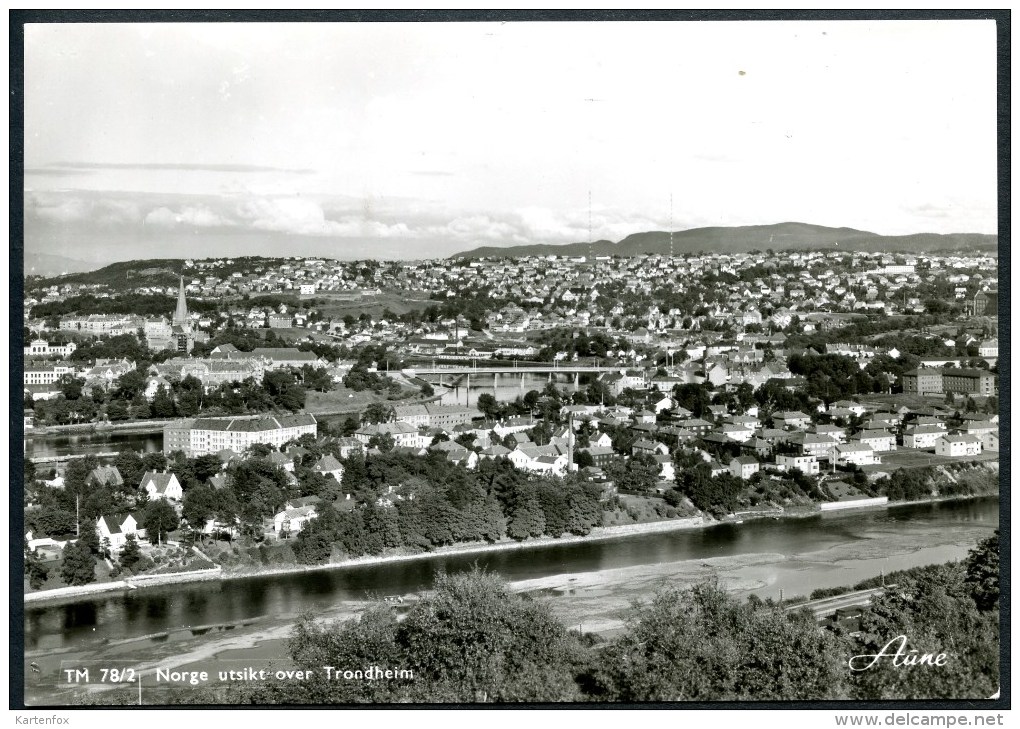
<box><xmin>25</xmin><ymin>168</ymin><xmax>93</xmax><ymax>177</ymax></box>
<box><xmin>23</xmin><ymin>189</ymin><xmax>701</xmax><ymax>251</ymax></box>
<box><xmin>28</xmin><ymin>194</ymin><xmax>142</xmax><ymax>226</ymax></box>
<box><xmin>48</xmin><ymin>161</ymin><xmax>315</xmax><ymax>174</ymax></box>
<box><xmin>236</xmin><ymin>197</ymin><xmax>414</xmax><ymax>238</ymax></box>
<box><xmin>144</xmin><ymin>205</ymin><xmax>232</xmax><ymax>228</ymax></box>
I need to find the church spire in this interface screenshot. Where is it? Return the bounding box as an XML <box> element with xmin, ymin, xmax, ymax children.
<box><xmin>173</xmin><ymin>275</ymin><xmax>189</xmax><ymax>328</ymax></box>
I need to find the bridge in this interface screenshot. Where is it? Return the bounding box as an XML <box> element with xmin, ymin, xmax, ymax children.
<box><xmin>404</xmin><ymin>364</ymin><xmax>621</xmax><ymax>377</ymax></box>
<box><xmin>784</xmin><ymin>585</ymin><xmax>897</xmax><ymax>621</ymax></box>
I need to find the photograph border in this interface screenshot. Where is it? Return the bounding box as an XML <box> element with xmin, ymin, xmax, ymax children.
<box><xmin>8</xmin><ymin>7</ymin><xmax>1010</xmax><ymax>713</ymax></box>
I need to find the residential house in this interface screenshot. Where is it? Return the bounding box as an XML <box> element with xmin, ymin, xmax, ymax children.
<box><xmin>834</xmin><ymin>443</ymin><xmax>881</xmax><ymax>467</ymax></box>
<box><xmin>810</xmin><ymin>424</ymin><xmax>847</xmax><ymax>443</ymax></box>
<box><xmin>729</xmin><ymin>456</ymin><xmax>760</xmax><ymax>480</ymax></box>
<box><xmin>312</xmin><ymin>454</ymin><xmax>345</xmax><ymax>482</ymax></box>
<box><xmin>274</xmin><ymin>505</ymin><xmax>318</xmax><ymax>537</ymax></box>
<box><xmin>96</xmin><ymin>513</ymin><xmax>144</xmax><ymax>551</ymax></box>
<box><xmin>773</xmin><ymin>411</ymin><xmax>812</xmax><ymax>430</ymax></box>
<box><xmin>87</xmin><ymin>465</ymin><xmax>124</xmax><ymax>489</ymax></box>
<box><xmin>653</xmin><ymin>453</ymin><xmax>675</xmax><ymax>481</ymax></box>
<box><xmin>336</xmin><ymin>437</ymin><xmax>364</xmax><ymax>459</ymax></box>
<box><xmin>935</xmin><ymin>433</ymin><xmax>982</xmax><ymax>458</ymax></box>
<box><xmin>720</xmin><ymin>423</ymin><xmax>754</xmax><ymax>442</ymax></box>
<box><xmin>902</xmin><ymin>424</ymin><xmax>945</xmax><ymax>449</ymax></box>
<box><xmin>775</xmin><ymin>454</ymin><xmax>820</xmax><ymax>475</ymax></box>
<box><xmin>632</xmin><ymin>439</ymin><xmax>669</xmax><ymax>457</ymax></box>
<box><xmin>800</xmin><ymin>433</ymin><xmax>840</xmax><ymax>459</ymax></box>
<box><xmin>139</xmin><ymin>471</ymin><xmax>183</xmax><ymax>501</ymax></box>
<box><xmin>853</xmin><ymin>429</ymin><xmax>897</xmax><ymax>452</ymax></box>
<box><xmin>580</xmin><ymin>446</ymin><xmax>616</xmax><ymax>469</ymax></box>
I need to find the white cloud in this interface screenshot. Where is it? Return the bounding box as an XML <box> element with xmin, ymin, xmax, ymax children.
<box><xmin>236</xmin><ymin>197</ymin><xmax>414</xmax><ymax>238</ymax></box>
<box><xmin>144</xmin><ymin>205</ymin><xmax>231</xmax><ymax>228</ymax></box>
<box><xmin>28</xmin><ymin>194</ymin><xmax>142</xmax><ymax>226</ymax></box>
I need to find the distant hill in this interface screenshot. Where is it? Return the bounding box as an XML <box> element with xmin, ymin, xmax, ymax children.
<box><xmin>451</xmin><ymin>222</ymin><xmax>998</xmax><ymax>259</ymax></box>
<box><xmin>25</xmin><ymin>258</ymin><xmax>190</xmax><ymax>290</ymax></box>
<box><xmin>25</xmin><ymin>256</ymin><xmax>290</xmax><ymax>290</ymax></box>
<box><xmin>23</xmin><ymin>252</ymin><xmax>102</xmax><ymax>277</ymax></box>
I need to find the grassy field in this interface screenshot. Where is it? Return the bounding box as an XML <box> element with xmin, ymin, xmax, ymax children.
<box><xmin>303</xmin><ymin>384</ymin><xmax>429</xmax><ymax>416</ymax></box>
<box><xmin>311</xmin><ymin>289</ymin><xmax>436</xmax><ymax>320</ymax></box>
<box><xmin>304</xmin><ymin>387</ymin><xmax>411</xmax><ymax>415</ymax></box>
<box><xmin>857</xmin><ymin>392</ymin><xmax>992</xmax><ymax>412</ymax></box>
<box><xmin>860</xmin><ymin>448</ymin><xmax>998</xmax><ymax>473</ymax></box>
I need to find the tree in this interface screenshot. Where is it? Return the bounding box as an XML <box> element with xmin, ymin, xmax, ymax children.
<box><xmin>182</xmin><ymin>484</ymin><xmax>219</xmax><ymax>529</ymax></box>
<box><xmin>362</xmin><ymin>402</ymin><xmax>394</xmax><ymax>425</ymax></box>
<box><xmin>574</xmin><ymin>449</ymin><xmax>595</xmax><ymax>470</ymax></box>
<box><xmin>476</xmin><ymin>393</ymin><xmax>501</xmax><ymax>420</ymax></box>
<box><xmin>114</xmin><ymin>451</ymin><xmax>145</xmax><ymax>492</ymax></box>
<box><xmin>394</xmin><ymin>569</ymin><xmax>583</xmax><ymax>701</ymax></box>
<box><xmin>964</xmin><ymin>530</ymin><xmax>999</xmax><ymax>612</ymax></box>
<box><xmin>78</xmin><ymin>518</ymin><xmax>101</xmax><ymax>555</ymax></box>
<box><xmin>120</xmin><ymin>533</ymin><xmax>143</xmax><ymax>572</ymax></box>
<box><xmin>368</xmin><ymin>433</ymin><xmax>396</xmax><ymax>453</ymax></box>
<box><xmin>25</xmin><ymin>544</ymin><xmax>49</xmax><ymax>590</ymax></box>
<box><xmin>142</xmin><ymin>499</ymin><xmax>180</xmax><ymax>545</ymax></box>
<box><xmin>589</xmin><ymin>582</ymin><xmax>850</xmax><ymax>701</ymax></box>
<box><xmin>60</xmin><ymin>540</ymin><xmax>96</xmax><ymax>586</ymax></box>
<box><xmin>151</xmin><ymin>384</ymin><xmax>177</xmax><ymax>418</ymax></box>
<box><xmin>142</xmin><ymin>452</ymin><xmax>168</xmax><ymax>472</ymax></box>
<box><xmin>850</xmin><ymin>562</ymin><xmax>999</xmax><ymax>699</ymax></box>
<box><xmin>35</xmin><ymin>509</ymin><xmax>77</xmax><ymax>538</ymax></box>
<box><xmin>106</xmin><ymin>399</ymin><xmax>130</xmax><ymax>422</ymax></box>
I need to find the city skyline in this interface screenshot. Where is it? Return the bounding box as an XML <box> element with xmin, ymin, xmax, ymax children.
<box><xmin>23</xmin><ymin>19</ymin><xmax>998</xmax><ymax>265</ymax></box>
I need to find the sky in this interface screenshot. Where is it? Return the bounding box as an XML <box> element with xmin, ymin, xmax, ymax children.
<box><xmin>22</xmin><ymin>19</ymin><xmax>999</xmax><ymax>265</ymax></box>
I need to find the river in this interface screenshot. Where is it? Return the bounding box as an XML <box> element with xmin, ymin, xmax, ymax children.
<box><xmin>25</xmin><ymin>431</ymin><xmax>163</xmax><ymax>461</ymax></box>
<box><xmin>434</xmin><ymin>371</ymin><xmax>585</xmax><ymax>407</ymax></box>
<box><xmin>23</xmin><ymin>497</ymin><xmax>998</xmax><ymax>655</ymax></box>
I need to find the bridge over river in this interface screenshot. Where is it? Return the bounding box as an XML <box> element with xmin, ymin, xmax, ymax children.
<box><xmin>404</xmin><ymin>364</ymin><xmax>621</xmax><ymax>376</ymax></box>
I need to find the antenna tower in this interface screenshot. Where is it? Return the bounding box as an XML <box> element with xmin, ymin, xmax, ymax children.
<box><xmin>588</xmin><ymin>190</ymin><xmax>593</xmax><ymax>261</ymax></box>
<box><xmin>669</xmin><ymin>193</ymin><xmax>674</xmax><ymax>259</ymax></box>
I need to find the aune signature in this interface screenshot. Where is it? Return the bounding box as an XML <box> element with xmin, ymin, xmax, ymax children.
<box><xmin>849</xmin><ymin>635</ymin><xmax>949</xmax><ymax>672</ymax></box>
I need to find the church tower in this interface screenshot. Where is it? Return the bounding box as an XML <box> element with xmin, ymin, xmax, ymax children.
<box><xmin>173</xmin><ymin>276</ymin><xmax>190</xmax><ymax>330</ymax></box>
<box><xmin>171</xmin><ymin>276</ymin><xmax>194</xmax><ymax>353</ymax></box>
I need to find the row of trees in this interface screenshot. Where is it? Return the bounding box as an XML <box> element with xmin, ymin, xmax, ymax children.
<box><xmin>291</xmin><ymin>457</ymin><xmax>605</xmax><ymax>564</ymax></box>
<box><xmin>85</xmin><ymin>531</ymin><xmax>998</xmax><ymax>704</ymax></box>
<box><xmin>28</xmin><ymin>365</ymin><xmax>316</xmax><ymax>426</ymax></box>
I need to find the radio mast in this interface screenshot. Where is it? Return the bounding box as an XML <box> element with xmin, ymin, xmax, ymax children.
<box><xmin>669</xmin><ymin>193</ymin><xmax>674</xmax><ymax>259</ymax></box>
<box><xmin>588</xmin><ymin>190</ymin><xmax>593</xmax><ymax>261</ymax></box>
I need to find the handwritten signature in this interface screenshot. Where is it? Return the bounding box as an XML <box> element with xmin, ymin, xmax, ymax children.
<box><xmin>849</xmin><ymin>635</ymin><xmax>949</xmax><ymax>672</ymax></box>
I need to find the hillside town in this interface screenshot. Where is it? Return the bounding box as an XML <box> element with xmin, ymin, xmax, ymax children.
<box><xmin>22</xmin><ymin>248</ymin><xmax>1000</xmax><ymax>592</ymax></box>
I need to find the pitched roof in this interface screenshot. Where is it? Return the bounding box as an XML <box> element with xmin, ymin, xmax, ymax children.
<box><xmin>313</xmin><ymin>454</ymin><xmax>344</xmax><ymax>472</ymax></box>
<box><xmin>89</xmin><ymin>465</ymin><xmax>123</xmax><ymax>487</ymax></box>
<box><xmin>140</xmin><ymin>471</ymin><xmax>178</xmax><ymax>493</ymax></box>
<box><xmin>192</xmin><ymin>414</ymin><xmax>317</xmax><ymax>432</ymax></box>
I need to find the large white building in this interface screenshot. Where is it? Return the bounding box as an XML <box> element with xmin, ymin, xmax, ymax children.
<box><xmin>24</xmin><ymin>339</ymin><xmax>77</xmax><ymax>359</ymax></box>
<box><xmin>24</xmin><ymin>363</ymin><xmax>77</xmax><ymax>385</ymax></box>
<box><xmin>164</xmin><ymin>414</ymin><xmax>318</xmax><ymax>456</ymax></box>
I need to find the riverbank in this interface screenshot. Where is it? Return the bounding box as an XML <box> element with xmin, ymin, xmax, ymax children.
<box><xmin>24</xmin><ymin>506</ymin><xmax>999</xmax><ymax>707</ymax></box>
<box><xmin>23</xmin><ymin>489</ymin><xmax>999</xmax><ymax>606</ymax></box>
<box><xmin>27</xmin><ymin>419</ymin><xmax>173</xmax><ymax>437</ymax></box>
<box><xmin>22</xmin><ymin>516</ymin><xmax>706</xmax><ymax>605</ymax></box>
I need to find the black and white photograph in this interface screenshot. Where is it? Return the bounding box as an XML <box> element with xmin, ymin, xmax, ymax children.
<box><xmin>11</xmin><ymin>11</ymin><xmax>1007</xmax><ymax>718</ymax></box>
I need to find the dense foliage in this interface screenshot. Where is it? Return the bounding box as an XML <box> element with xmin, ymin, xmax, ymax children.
<box><xmin>75</xmin><ymin>536</ymin><xmax>1000</xmax><ymax>704</ymax></box>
